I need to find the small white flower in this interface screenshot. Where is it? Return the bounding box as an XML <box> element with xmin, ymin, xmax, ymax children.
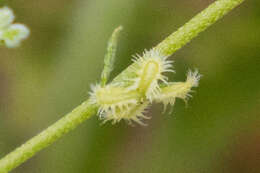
<box><xmin>0</xmin><ymin>7</ymin><xmax>14</xmax><ymax>29</ymax></box>
<box><xmin>0</xmin><ymin>6</ymin><xmax>30</xmax><ymax>48</ymax></box>
<box><xmin>1</xmin><ymin>24</ymin><xmax>30</xmax><ymax>48</ymax></box>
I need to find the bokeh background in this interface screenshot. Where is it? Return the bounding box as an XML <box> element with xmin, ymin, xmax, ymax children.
<box><xmin>0</xmin><ymin>0</ymin><xmax>259</xmax><ymax>172</ymax></box>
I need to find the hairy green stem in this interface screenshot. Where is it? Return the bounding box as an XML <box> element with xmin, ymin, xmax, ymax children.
<box><xmin>155</xmin><ymin>0</ymin><xmax>244</xmax><ymax>56</ymax></box>
<box><xmin>113</xmin><ymin>0</ymin><xmax>244</xmax><ymax>84</ymax></box>
<box><xmin>0</xmin><ymin>0</ymin><xmax>244</xmax><ymax>172</ymax></box>
<box><xmin>0</xmin><ymin>101</ymin><xmax>98</xmax><ymax>173</ymax></box>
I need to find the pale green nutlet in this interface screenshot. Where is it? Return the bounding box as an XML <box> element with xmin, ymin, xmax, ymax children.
<box><xmin>129</xmin><ymin>49</ymin><xmax>174</xmax><ymax>101</ymax></box>
<box><xmin>155</xmin><ymin>69</ymin><xmax>201</xmax><ymax>109</ymax></box>
<box><xmin>90</xmin><ymin>84</ymin><xmax>141</xmax><ymax>113</ymax></box>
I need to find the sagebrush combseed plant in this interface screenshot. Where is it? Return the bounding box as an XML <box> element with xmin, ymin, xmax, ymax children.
<box><xmin>0</xmin><ymin>0</ymin><xmax>245</xmax><ymax>172</ymax></box>
<box><xmin>91</xmin><ymin>48</ymin><xmax>200</xmax><ymax>125</ymax></box>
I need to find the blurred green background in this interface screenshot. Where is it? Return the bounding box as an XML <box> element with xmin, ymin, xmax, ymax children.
<box><xmin>0</xmin><ymin>0</ymin><xmax>259</xmax><ymax>172</ymax></box>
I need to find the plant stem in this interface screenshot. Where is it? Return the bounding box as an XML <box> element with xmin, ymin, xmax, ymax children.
<box><xmin>155</xmin><ymin>0</ymin><xmax>244</xmax><ymax>56</ymax></box>
<box><xmin>0</xmin><ymin>101</ymin><xmax>98</xmax><ymax>173</ymax></box>
<box><xmin>113</xmin><ymin>0</ymin><xmax>244</xmax><ymax>84</ymax></box>
<box><xmin>0</xmin><ymin>0</ymin><xmax>244</xmax><ymax>172</ymax></box>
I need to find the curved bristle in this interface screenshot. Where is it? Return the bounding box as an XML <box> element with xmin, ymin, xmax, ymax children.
<box><xmin>101</xmin><ymin>102</ymin><xmax>150</xmax><ymax>125</ymax></box>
